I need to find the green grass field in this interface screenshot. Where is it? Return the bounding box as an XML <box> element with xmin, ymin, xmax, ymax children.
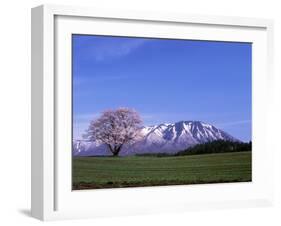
<box><xmin>72</xmin><ymin>151</ymin><xmax>252</xmax><ymax>190</ymax></box>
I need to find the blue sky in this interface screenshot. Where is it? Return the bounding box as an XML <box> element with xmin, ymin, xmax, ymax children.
<box><xmin>72</xmin><ymin>35</ymin><xmax>252</xmax><ymax>142</ymax></box>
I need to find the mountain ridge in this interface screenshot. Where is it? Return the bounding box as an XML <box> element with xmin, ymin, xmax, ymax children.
<box><xmin>73</xmin><ymin>120</ymin><xmax>239</xmax><ymax>156</ymax></box>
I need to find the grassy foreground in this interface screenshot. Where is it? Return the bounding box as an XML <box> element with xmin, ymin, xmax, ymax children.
<box><xmin>72</xmin><ymin>151</ymin><xmax>252</xmax><ymax>190</ymax></box>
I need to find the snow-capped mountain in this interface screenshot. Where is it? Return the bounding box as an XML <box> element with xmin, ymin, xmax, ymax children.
<box><xmin>73</xmin><ymin>121</ymin><xmax>239</xmax><ymax>156</ymax></box>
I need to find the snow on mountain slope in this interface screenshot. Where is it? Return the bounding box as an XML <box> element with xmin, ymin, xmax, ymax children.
<box><xmin>73</xmin><ymin>121</ymin><xmax>239</xmax><ymax>156</ymax></box>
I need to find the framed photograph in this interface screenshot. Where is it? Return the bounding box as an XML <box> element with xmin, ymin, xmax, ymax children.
<box><xmin>31</xmin><ymin>4</ymin><xmax>274</xmax><ymax>221</ymax></box>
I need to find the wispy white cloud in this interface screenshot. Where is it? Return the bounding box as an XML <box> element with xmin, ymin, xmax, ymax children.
<box><xmin>90</xmin><ymin>39</ymin><xmax>147</xmax><ymax>61</ymax></box>
<box><xmin>73</xmin><ymin>122</ymin><xmax>90</xmax><ymax>139</ymax></box>
<box><xmin>73</xmin><ymin>113</ymin><xmax>100</xmax><ymax>139</ymax></box>
<box><xmin>215</xmin><ymin>120</ymin><xmax>251</xmax><ymax>128</ymax></box>
<box><xmin>73</xmin><ymin>74</ymin><xmax>132</xmax><ymax>88</ymax></box>
<box><xmin>73</xmin><ymin>113</ymin><xmax>100</xmax><ymax>123</ymax></box>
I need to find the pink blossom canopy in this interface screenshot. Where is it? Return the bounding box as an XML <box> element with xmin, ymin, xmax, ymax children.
<box><xmin>84</xmin><ymin>108</ymin><xmax>143</xmax><ymax>156</ymax></box>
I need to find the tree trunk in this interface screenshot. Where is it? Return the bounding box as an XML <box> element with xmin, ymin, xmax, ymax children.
<box><xmin>112</xmin><ymin>151</ymin><xmax>119</xmax><ymax>157</ymax></box>
<box><xmin>107</xmin><ymin>144</ymin><xmax>123</xmax><ymax>157</ymax></box>
<box><xmin>107</xmin><ymin>144</ymin><xmax>115</xmax><ymax>156</ymax></box>
<box><xmin>113</xmin><ymin>145</ymin><xmax>122</xmax><ymax>157</ymax></box>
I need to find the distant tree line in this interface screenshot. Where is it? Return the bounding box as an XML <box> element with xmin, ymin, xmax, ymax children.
<box><xmin>176</xmin><ymin>140</ymin><xmax>252</xmax><ymax>156</ymax></box>
<box><xmin>136</xmin><ymin>152</ymin><xmax>173</xmax><ymax>157</ymax></box>
<box><xmin>136</xmin><ymin>140</ymin><xmax>252</xmax><ymax>157</ymax></box>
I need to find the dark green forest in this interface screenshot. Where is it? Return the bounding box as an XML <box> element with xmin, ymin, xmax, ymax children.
<box><xmin>176</xmin><ymin>140</ymin><xmax>252</xmax><ymax>156</ymax></box>
<box><xmin>136</xmin><ymin>140</ymin><xmax>252</xmax><ymax>157</ymax></box>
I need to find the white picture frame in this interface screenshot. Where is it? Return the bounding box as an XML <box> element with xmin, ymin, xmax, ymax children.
<box><xmin>31</xmin><ymin>4</ymin><xmax>274</xmax><ymax>221</ymax></box>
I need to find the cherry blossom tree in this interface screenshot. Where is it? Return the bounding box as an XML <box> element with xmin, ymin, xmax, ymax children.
<box><xmin>84</xmin><ymin>108</ymin><xmax>143</xmax><ymax>156</ymax></box>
